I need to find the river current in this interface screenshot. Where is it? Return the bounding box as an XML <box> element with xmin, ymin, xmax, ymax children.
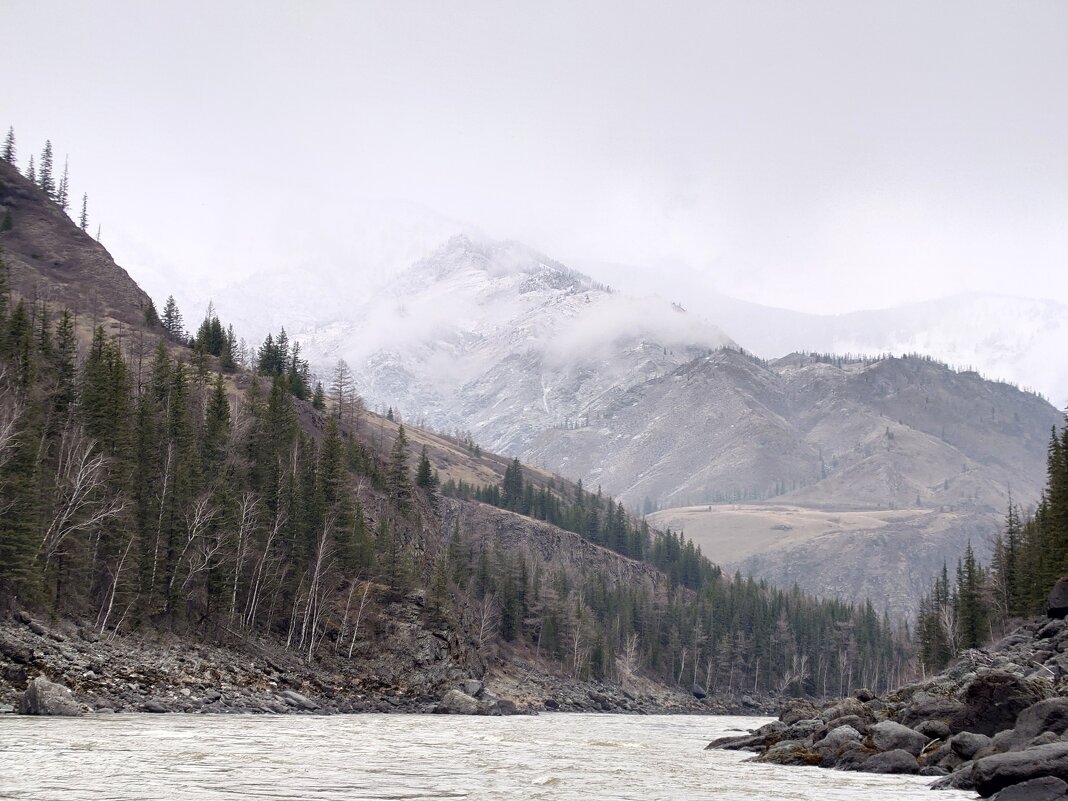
<box><xmin>0</xmin><ymin>713</ymin><xmax>972</xmax><ymax>800</ymax></box>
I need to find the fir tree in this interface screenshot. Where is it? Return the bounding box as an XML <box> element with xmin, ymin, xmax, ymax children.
<box><xmin>415</xmin><ymin>445</ymin><xmax>435</xmax><ymax>489</ymax></box>
<box><xmin>25</xmin><ymin>155</ymin><xmax>35</xmax><ymax>184</ymax></box>
<box><xmin>161</xmin><ymin>295</ymin><xmax>185</xmax><ymax>340</ymax></box>
<box><xmin>2</xmin><ymin>127</ymin><xmax>15</xmax><ymax>165</ymax></box>
<box><xmin>39</xmin><ymin>140</ymin><xmax>55</xmax><ymax>199</ymax></box>
<box><xmin>312</xmin><ymin>381</ymin><xmax>326</xmax><ymax>410</ymax></box>
<box><xmin>388</xmin><ymin>424</ymin><xmax>412</xmax><ymax>511</ymax></box>
<box><xmin>79</xmin><ymin>194</ymin><xmax>88</xmax><ymax>231</ymax></box>
<box><xmin>57</xmin><ymin>156</ymin><xmax>70</xmax><ymax>212</ymax></box>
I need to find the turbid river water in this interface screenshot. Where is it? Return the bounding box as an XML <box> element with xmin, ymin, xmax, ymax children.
<box><xmin>0</xmin><ymin>713</ymin><xmax>973</xmax><ymax>800</ymax></box>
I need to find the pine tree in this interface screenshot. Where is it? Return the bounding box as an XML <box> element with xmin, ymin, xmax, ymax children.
<box><xmin>161</xmin><ymin>295</ymin><xmax>185</xmax><ymax>340</ymax></box>
<box><xmin>25</xmin><ymin>155</ymin><xmax>35</xmax><ymax>184</ymax></box>
<box><xmin>2</xmin><ymin>127</ymin><xmax>15</xmax><ymax>165</ymax></box>
<box><xmin>39</xmin><ymin>140</ymin><xmax>55</xmax><ymax>199</ymax></box>
<box><xmin>57</xmin><ymin>156</ymin><xmax>70</xmax><ymax>212</ymax></box>
<box><xmin>388</xmin><ymin>424</ymin><xmax>412</xmax><ymax>511</ymax></box>
<box><xmin>144</xmin><ymin>298</ymin><xmax>159</xmax><ymax>328</ymax></box>
<box><xmin>79</xmin><ymin>194</ymin><xmax>88</xmax><ymax>231</ymax></box>
<box><xmin>203</xmin><ymin>373</ymin><xmax>230</xmax><ymax>474</ymax></box>
<box><xmin>312</xmin><ymin>381</ymin><xmax>325</xmax><ymax>410</ymax></box>
<box><xmin>415</xmin><ymin>445</ymin><xmax>435</xmax><ymax>489</ymax></box>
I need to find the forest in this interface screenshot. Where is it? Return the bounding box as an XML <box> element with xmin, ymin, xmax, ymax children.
<box><xmin>918</xmin><ymin>423</ymin><xmax>1068</xmax><ymax>671</ymax></box>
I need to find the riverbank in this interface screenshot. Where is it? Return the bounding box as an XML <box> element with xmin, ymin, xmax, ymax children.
<box><xmin>708</xmin><ymin>613</ymin><xmax>1068</xmax><ymax>797</ymax></box>
<box><xmin>0</xmin><ymin>609</ymin><xmax>776</xmax><ymax>717</ymax></box>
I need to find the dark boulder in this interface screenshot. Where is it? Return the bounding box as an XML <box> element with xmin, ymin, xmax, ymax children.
<box><xmin>856</xmin><ymin>749</ymin><xmax>920</xmax><ymax>774</ymax></box>
<box><xmin>1048</xmin><ymin>578</ymin><xmax>1068</xmax><ymax>619</ymax></box>
<box><xmin>990</xmin><ymin>777</ymin><xmax>1068</xmax><ymax>801</ymax></box>
<box><xmin>973</xmin><ymin>743</ymin><xmax>1068</xmax><ymax>797</ymax></box>
<box><xmin>691</xmin><ymin>683</ymin><xmax>707</xmax><ymax>700</ymax></box>
<box><xmin>869</xmin><ymin>720</ymin><xmax>928</xmax><ymax>756</ymax></box>
<box><xmin>915</xmin><ymin>719</ymin><xmax>952</xmax><ymax>740</ymax></box>
<box><xmin>952</xmin><ymin>731</ymin><xmax>995</xmax><ymax>760</ymax></box>
<box><xmin>143</xmin><ymin>700</ymin><xmax>169</xmax><ymax>713</ymax></box>
<box><xmin>758</xmin><ymin>741</ymin><xmax>822</xmax><ymax>766</ymax></box>
<box><xmin>820</xmin><ymin>697</ymin><xmax>870</xmax><ymax>723</ymax></box>
<box><xmin>1013</xmin><ymin>700</ymin><xmax>1068</xmax><ymax>748</ymax></box>
<box><xmin>780</xmin><ymin>698</ymin><xmax>820</xmax><ymax>725</ymax></box>
<box><xmin>899</xmin><ymin>695</ymin><xmax>968</xmax><ymax>729</ymax></box>
<box><xmin>955</xmin><ymin>671</ymin><xmax>1051</xmax><ymax>736</ymax></box>
<box><xmin>19</xmin><ymin>675</ymin><xmax>82</xmax><ymax>716</ymax></box>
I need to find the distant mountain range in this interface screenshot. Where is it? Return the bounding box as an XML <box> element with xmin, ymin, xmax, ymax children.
<box><xmin>692</xmin><ymin>290</ymin><xmax>1068</xmax><ymax>410</ymax></box>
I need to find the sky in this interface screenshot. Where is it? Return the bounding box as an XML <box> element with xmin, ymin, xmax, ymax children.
<box><xmin>5</xmin><ymin>1</ymin><xmax>1068</xmax><ymax>316</ymax></box>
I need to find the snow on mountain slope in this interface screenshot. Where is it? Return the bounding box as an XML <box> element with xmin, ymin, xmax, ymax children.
<box><xmin>293</xmin><ymin>235</ymin><xmax>733</xmax><ymax>455</ymax></box>
<box><xmin>697</xmin><ymin>291</ymin><xmax>1068</xmax><ymax>409</ymax></box>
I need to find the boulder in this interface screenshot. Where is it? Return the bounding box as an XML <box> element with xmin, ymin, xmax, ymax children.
<box><xmin>915</xmin><ymin>719</ymin><xmax>952</xmax><ymax>740</ymax></box>
<box><xmin>899</xmin><ymin>696</ymin><xmax>968</xmax><ymax>729</ymax></box>
<box><xmin>462</xmin><ymin>679</ymin><xmax>483</xmax><ymax>697</ymax></box>
<box><xmin>820</xmin><ymin>697</ymin><xmax>870</xmax><ymax>723</ymax></box>
<box><xmin>833</xmin><ymin>742</ymin><xmax>875</xmax><ymax>770</ymax></box>
<box><xmin>19</xmin><ymin>675</ymin><xmax>82</xmax><ymax>716</ymax></box>
<box><xmin>143</xmin><ymin>700</ymin><xmax>169</xmax><ymax>713</ymax></box>
<box><xmin>815</xmin><ymin>725</ymin><xmax>863</xmax><ymax>751</ymax></box>
<box><xmin>434</xmin><ymin>689</ymin><xmax>485</xmax><ymax>716</ymax></box>
<box><xmin>1048</xmin><ymin>578</ymin><xmax>1068</xmax><ymax>619</ymax></box>
<box><xmin>850</xmin><ymin>687</ymin><xmax>875</xmax><ymax>702</ymax></box>
<box><xmin>857</xmin><ymin>748</ymin><xmax>920</xmax><ymax>774</ymax></box>
<box><xmin>952</xmin><ymin>731</ymin><xmax>995</xmax><ymax>760</ymax></box>
<box><xmin>691</xmin><ymin>683</ymin><xmax>707</xmax><ymax>699</ymax></box>
<box><xmin>279</xmin><ymin>690</ymin><xmax>319</xmax><ymax>711</ymax></box>
<box><xmin>870</xmin><ymin>720</ymin><xmax>928</xmax><ymax>756</ymax></box>
<box><xmin>990</xmin><ymin>777</ymin><xmax>1068</xmax><ymax>801</ymax></box>
<box><xmin>780</xmin><ymin>698</ymin><xmax>820</xmax><ymax>725</ymax></box>
<box><xmin>956</xmin><ymin>671</ymin><xmax>1051</xmax><ymax>736</ymax></box>
<box><xmin>758</xmin><ymin>741</ymin><xmax>822</xmax><ymax>766</ymax></box>
<box><xmin>973</xmin><ymin>743</ymin><xmax>1068</xmax><ymax>797</ymax></box>
<box><xmin>1013</xmin><ymin>700</ymin><xmax>1068</xmax><ymax>747</ymax></box>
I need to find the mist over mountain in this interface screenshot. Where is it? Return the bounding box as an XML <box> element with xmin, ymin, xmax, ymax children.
<box><xmin>692</xmin><ymin>290</ymin><xmax>1068</xmax><ymax>409</ymax></box>
<box><xmin>290</xmin><ymin>235</ymin><xmax>734</xmax><ymax>455</ymax></box>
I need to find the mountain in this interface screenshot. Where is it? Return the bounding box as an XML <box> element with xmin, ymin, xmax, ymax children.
<box><xmin>589</xmin><ymin>350</ymin><xmax>1063</xmax><ymax>617</ymax></box>
<box><xmin>0</xmin><ymin>160</ymin><xmax>152</xmax><ymax>330</ymax></box>
<box><xmin>694</xmin><ymin>290</ymin><xmax>1068</xmax><ymax>410</ymax></box>
<box><xmin>293</xmin><ymin>235</ymin><xmax>734</xmax><ymax>455</ymax></box>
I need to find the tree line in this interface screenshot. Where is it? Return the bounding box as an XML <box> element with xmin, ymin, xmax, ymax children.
<box><xmin>2</xmin><ymin>127</ymin><xmax>91</xmax><ymax>235</ymax></box>
<box><xmin>918</xmin><ymin>422</ymin><xmax>1068</xmax><ymax>672</ymax></box>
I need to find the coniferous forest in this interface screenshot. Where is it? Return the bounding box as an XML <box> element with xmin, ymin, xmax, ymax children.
<box><xmin>917</xmin><ymin>423</ymin><xmax>1068</xmax><ymax>672</ymax></box>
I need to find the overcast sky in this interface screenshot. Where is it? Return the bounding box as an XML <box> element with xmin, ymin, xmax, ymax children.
<box><xmin>5</xmin><ymin>1</ymin><xmax>1067</xmax><ymax>315</ymax></box>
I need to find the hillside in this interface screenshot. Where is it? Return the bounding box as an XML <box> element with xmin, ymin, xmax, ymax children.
<box><xmin>0</xmin><ymin>160</ymin><xmax>152</xmax><ymax>331</ymax></box>
<box><xmin>582</xmin><ymin>350</ymin><xmax>1063</xmax><ymax>617</ymax></box>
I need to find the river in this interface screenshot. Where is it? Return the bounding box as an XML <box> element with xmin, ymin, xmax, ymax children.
<box><xmin>0</xmin><ymin>713</ymin><xmax>972</xmax><ymax>800</ymax></box>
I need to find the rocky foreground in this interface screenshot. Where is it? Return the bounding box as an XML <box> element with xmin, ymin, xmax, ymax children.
<box><xmin>709</xmin><ymin>611</ymin><xmax>1068</xmax><ymax>799</ymax></box>
<box><xmin>0</xmin><ymin>604</ymin><xmax>768</xmax><ymax>718</ymax></box>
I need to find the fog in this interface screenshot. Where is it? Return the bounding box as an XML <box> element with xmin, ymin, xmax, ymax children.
<box><xmin>5</xmin><ymin>1</ymin><xmax>1066</xmax><ymax>318</ymax></box>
